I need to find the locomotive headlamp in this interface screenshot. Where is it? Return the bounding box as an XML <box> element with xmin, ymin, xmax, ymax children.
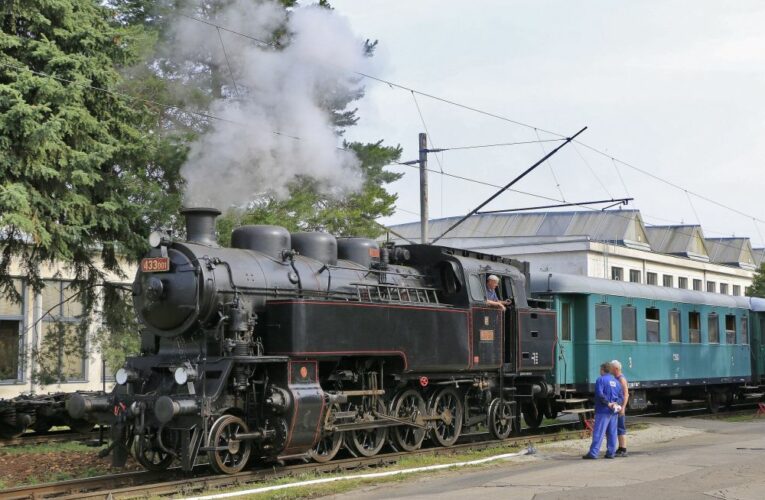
<box><xmin>174</xmin><ymin>365</ymin><xmax>198</xmax><ymax>385</ymax></box>
<box><xmin>115</xmin><ymin>367</ymin><xmax>139</xmax><ymax>385</ymax></box>
<box><xmin>148</xmin><ymin>231</ymin><xmax>163</xmax><ymax>248</ymax></box>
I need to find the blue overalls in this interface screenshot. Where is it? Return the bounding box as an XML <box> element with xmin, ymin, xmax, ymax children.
<box><xmin>586</xmin><ymin>373</ymin><xmax>624</xmax><ymax>458</ymax></box>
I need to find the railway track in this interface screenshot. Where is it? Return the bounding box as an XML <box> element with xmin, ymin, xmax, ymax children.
<box><xmin>1</xmin><ymin>424</ymin><xmax>584</xmax><ymax>500</ymax></box>
<box><xmin>3</xmin><ymin>401</ymin><xmax>760</xmax><ymax>500</ymax></box>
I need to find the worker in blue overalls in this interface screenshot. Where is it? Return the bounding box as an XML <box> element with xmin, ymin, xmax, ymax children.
<box><xmin>583</xmin><ymin>361</ymin><xmax>624</xmax><ymax>459</ymax></box>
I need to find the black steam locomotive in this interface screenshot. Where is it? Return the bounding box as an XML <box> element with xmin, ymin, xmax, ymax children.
<box><xmin>68</xmin><ymin>208</ymin><xmax>556</xmax><ymax>474</ymax></box>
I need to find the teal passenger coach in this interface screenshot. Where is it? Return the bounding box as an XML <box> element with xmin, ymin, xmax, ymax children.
<box><xmin>531</xmin><ymin>273</ymin><xmax>762</xmax><ymax>415</ymax></box>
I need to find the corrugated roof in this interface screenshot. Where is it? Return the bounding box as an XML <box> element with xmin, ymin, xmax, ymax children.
<box><xmin>705</xmin><ymin>238</ymin><xmax>756</xmax><ymax>270</ymax></box>
<box><xmin>645</xmin><ymin>225</ymin><xmax>709</xmax><ymax>261</ymax></box>
<box><xmin>391</xmin><ymin>210</ymin><xmax>651</xmax><ymax>249</ymax></box>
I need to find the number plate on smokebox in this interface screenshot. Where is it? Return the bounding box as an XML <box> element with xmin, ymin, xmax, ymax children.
<box><xmin>141</xmin><ymin>257</ymin><xmax>170</xmax><ymax>273</ymax></box>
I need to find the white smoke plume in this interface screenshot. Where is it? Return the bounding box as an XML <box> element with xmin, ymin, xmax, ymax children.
<box><xmin>172</xmin><ymin>1</ymin><xmax>372</xmax><ymax>209</ymax></box>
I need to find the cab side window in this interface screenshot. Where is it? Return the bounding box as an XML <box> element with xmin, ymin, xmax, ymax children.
<box><xmin>468</xmin><ymin>274</ymin><xmax>485</xmax><ymax>302</ymax></box>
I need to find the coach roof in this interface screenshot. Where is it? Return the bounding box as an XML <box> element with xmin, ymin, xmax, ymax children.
<box><xmin>531</xmin><ymin>272</ymin><xmax>751</xmax><ymax>309</ymax></box>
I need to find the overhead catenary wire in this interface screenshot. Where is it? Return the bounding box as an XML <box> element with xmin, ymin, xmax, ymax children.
<box><xmin>5</xmin><ymin>58</ymin><xmax>755</xmax><ymax>258</ymax></box>
<box><xmin>172</xmin><ymin>12</ymin><xmax>765</xmax><ymax>229</ymax></box>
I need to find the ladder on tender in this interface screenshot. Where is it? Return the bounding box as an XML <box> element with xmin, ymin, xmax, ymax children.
<box><xmin>351</xmin><ymin>282</ymin><xmax>440</xmax><ymax>305</ymax></box>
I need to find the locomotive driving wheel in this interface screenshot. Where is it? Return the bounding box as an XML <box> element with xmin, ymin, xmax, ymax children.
<box><xmin>133</xmin><ymin>427</ymin><xmax>176</xmax><ymax>471</ymax></box>
<box><xmin>347</xmin><ymin>398</ymin><xmax>387</xmax><ymax>457</ymax></box>
<box><xmin>429</xmin><ymin>387</ymin><xmax>463</xmax><ymax>447</ymax></box>
<box><xmin>309</xmin><ymin>404</ymin><xmax>343</xmax><ymax>463</ymax></box>
<box><xmin>207</xmin><ymin>415</ymin><xmax>252</xmax><ymax>475</ymax></box>
<box><xmin>488</xmin><ymin>398</ymin><xmax>513</xmax><ymax>440</ymax></box>
<box><xmin>390</xmin><ymin>389</ymin><xmax>427</xmax><ymax>451</ymax></box>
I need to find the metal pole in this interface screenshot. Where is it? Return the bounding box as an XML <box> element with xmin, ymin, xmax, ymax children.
<box><xmin>419</xmin><ymin>132</ymin><xmax>428</xmax><ymax>244</ymax></box>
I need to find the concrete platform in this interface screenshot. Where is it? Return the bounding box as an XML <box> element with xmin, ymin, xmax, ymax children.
<box><xmin>326</xmin><ymin>416</ymin><xmax>765</xmax><ymax>500</ymax></box>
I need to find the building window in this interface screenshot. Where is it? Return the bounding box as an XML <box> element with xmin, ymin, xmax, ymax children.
<box><xmin>646</xmin><ymin>308</ymin><xmax>660</xmax><ymax>342</ymax></box>
<box><xmin>663</xmin><ymin>275</ymin><xmax>674</xmax><ymax>288</ymax></box>
<box><xmin>693</xmin><ymin>279</ymin><xmax>702</xmax><ymax>291</ymax></box>
<box><xmin>561</xmin><ymin>303</ymin><xmax>571</xmax><ymax>341</ymax></box>
<box><xmin>725</xmin><ymin>315</ymin><xmax>736</xmax><ymax>344</ymax></box>
<box><xmin>689</xmin><ymin>312</ymin><xmax>701</xmax><ymax>344</ymax></box>
<box><xmin>678</xmin><ymin>277</ymin><xmax>688</xmax><ymax>289</ymax></box>
<box><xmin>707</xmin><ymin>281</ymin><xmax>716</xmax><ymax>293</ymax></box>
<box><xmin>741</xmin><ymin>316</ymin><xmax>749</xmax><ymax>344</ymax></box>
<box><xmin>39</xmin><ymin>281</ymin><xmax>86</xmax><ymax>383</ymax></box>
<box><xmin>611</xmin><ymin>267</ymin><xmax>623</xmax><ymax>281</ymax></box>
<box><xmin>595</xmin><ymin>303</ymin><xmax>612</xmax><ymax>341</ymax></box>
<box><xmin>646</xmin><ymin>272</ymin><xmax>658</xmax><ymax>285</ymax></box>
<box><xmin>733</xmin><ymin>285</ymin><xmax>741</xmax><ymax>296</ymax></box>
<box><xmin>669</xmin><ymin>309</ymin><xmax>681</xmax><ymax>343</ymax></box>
<box><xmin>719</xmin><ymin>283</ymin><xmax>729</xmax><ymax>295</ymax></box>
<box><xmin>629</xmin><ymin>270</ymin><xmax>641</xmax><ymax>283</ymax></box>
<box><xmin>708</xmin><ymin>313</ymin><xmax>719</xmax><ymax>343</ymax></box>
<box><xmin>621</xmin><ymin>306</ymin><xmax>637</xmax><ymax>342</ymax></box>
<box><xmin>0</xmin><ymin>279</ymin><xmax>24</xmax><ymax>383</ymax></box>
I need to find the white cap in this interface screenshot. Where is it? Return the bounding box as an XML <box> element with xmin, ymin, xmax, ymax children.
<box><xmin>487</xmin><ymin>274</ymin><xmax>500</xmax><ymax>282</ymax></box>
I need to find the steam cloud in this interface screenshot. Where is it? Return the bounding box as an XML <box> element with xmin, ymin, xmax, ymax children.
<box><xmin>172</xmin><ymin>1</ymin><xmax>372</xmax><ymax>209</ymax></box>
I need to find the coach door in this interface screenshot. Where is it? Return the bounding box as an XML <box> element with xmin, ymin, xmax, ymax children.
<box><xmin>468</xmin><ymin>273</ymin><xmax>503</xmax><ymax>369</ymax></box>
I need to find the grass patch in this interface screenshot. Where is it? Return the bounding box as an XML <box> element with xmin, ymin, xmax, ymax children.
<box><xmin>201</xmin><ymin>442</ymin><xmax>540</xmax><ymax>499</ymax></box>
<box><xmin>0</xmin><ymin>441</ymin><xmax>101</xmax><ymax>455</ymax></box>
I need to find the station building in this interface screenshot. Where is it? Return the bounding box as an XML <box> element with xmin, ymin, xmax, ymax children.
<box><xmin>0</xmin><ymin>257</ymin><xmax>135</xmax><ymax>399</ymax></box>
<box><xmin>388</xmin><ymin>210</ymin><xmax>759</xmax><ymax>295</ymax></box>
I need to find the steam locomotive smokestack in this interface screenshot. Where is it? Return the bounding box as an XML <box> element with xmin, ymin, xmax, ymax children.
<box><xmin>181</xmin><ymin>207</ymin><xmax>221</xmax><ymax>246</ymax></box>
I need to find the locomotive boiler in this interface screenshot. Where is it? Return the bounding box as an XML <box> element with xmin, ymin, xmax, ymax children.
<box><xmin>68</xmin><ymin>208</ymin><xmax>556</xmax><ymax>473</ymax></box>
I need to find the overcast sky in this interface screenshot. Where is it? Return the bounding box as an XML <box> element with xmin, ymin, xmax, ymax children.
<box><xmin>330</xmin><ymin>0</ymin><xmax>765</xmax><ymax>246</ymax></box>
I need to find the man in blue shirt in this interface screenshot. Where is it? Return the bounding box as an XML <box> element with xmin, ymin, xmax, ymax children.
<box><xmin>485</xmin><ymin>275</ymin><xmax>506</xmax><ymax>311</ymax></box>
<box><xmin>583</xmin><ymin>362</ymin><xmax>624</xmax><ymax>459</ymax></box>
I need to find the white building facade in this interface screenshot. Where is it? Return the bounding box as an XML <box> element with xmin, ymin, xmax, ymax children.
<box><xmin>0</xmin><ymin>258</ymin><xmax>135</xmax><ymax>399</ymax></box>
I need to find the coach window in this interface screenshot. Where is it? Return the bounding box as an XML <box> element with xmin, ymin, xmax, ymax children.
<box><xmin>733</xmin><ymin>285</ymin><xmax>742</xmax><ymax>296</ymax></box>
<box><xmin>689</xmin><ymin>312</ymin><xmax>701</xmax><ymax>344</ymax></box>
<box><xmin>0</xmin><ymin>279</ymin><xmax>25</xmax><ymax>383</ymax></box>
<box><xmin>561</xmin><ymin>303</ymin><xmax>571</xmax><ymax>341</ymax></box>
<box><xmin>646</xmin><ymin>308</ymin><xmax>660</xmax><ymax>342</ymax></box>
<box><xmin>693</xmin><ymin>279</ymin><xmax>702</xmax><ymax>291</ymax></box>
<box><xmin>678</xmin><ymin>277</ymin><xmax>688</xmax><ymax>289</ymax></box>
<box><xmin>669</xmin><ymin>309</ymin><xmax>681</xmax><ymax>343</ymax></box>
<box><xmin>629</xmin><ymin>270</ymin><xmax>641</xmax><ymax>283</ymax></box>
<box><xmin>40</xmin><ymin>281</ymin><xmax>86</xmax><ymax>382</ymax></box>
<box><xmin>708</xmin><ymin>313</ymin><xmax>720</xmax><ymax>344</ymax></box>
<box><xmin>725</xmin><ymin>315</ymin><xmax>736</xmax><ymax>344</ymax></box>
<box><xmin>663</xmin><ymin>275</ymin><xmax>674</xmax><ymax>288</ymax></box>
<box><xmin>707</xmin><ymin>281</ymin><xmax>716</xmax><ymax>293</ymax></box>
<box><xmin>621</xmin><ymin>305</ymin><xmax>637</xmax><ymax>342</ymax></box>
<box><xmin>595</xmin><ymin>303</ymin><xmax>612</xmax><ymax>341</ymax></box>
<box><xmin>646</xmin><ymin>272</ymin><xmax>658</xmax><ymax>286</ymax></box>
<box><xmin>741</xmin><ymin>316</ymin><xmax>749</xmax><ymax>344</ymax></box>
<box><xmin>611</xmin><ymin>267</ymin><xmax>623</xmax><ymax>281</ymax></box>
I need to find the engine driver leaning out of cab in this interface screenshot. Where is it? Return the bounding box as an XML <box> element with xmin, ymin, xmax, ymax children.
<box><xmin>486</xmin><ymin>274</ymin><xmax>512</xmax><ymax>311</ymax></box>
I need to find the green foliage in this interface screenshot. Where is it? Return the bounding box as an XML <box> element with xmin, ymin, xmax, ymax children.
<box><xmin>0</xmin><ymin>0</ymin><xmax>183</xmax><ymax>382</ymax></box>
<box><xmin>747</xmin><ymin>263</ymin><xmax>765</xmax><ymax>297</ymax></box>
